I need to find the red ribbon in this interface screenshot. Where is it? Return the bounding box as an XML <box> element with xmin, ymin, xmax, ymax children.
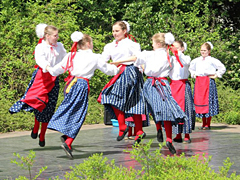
<box><xmin>125</xmin><ymin>33</ymin><xmax>137</xmax><ymax>42</ymax></box>
<box><xmin>62</xmin><ymin>42</ymin><xmax>77</xmax><ymax>74</ymax></box>
<box><xmin>50</xmin><ymin>44</ymin><xmax>58</xmax><ymax>57</ymax></box>
<box><xmin>166</xmin><ymin>45</ymin><xmax>183</xmax><ymax>68</ymax></box>
<box><xmin>148</xmin><ymin>77</ymin><xmax>167</xmax><ymax>86</ymax></box>
<box><xmin>32</xmin><ymin>38</ymin><xmax>44</xmax><ymax>55</ymax></box>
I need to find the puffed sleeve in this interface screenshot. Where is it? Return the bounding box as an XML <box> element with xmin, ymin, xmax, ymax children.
<box><xmin>34</xmin><ymin>44</ymin><xmax>50</xmax><ymax>72</ymax></box>
<box><xmin>57</xmin><ymin>42</ymin><xmax>67</xmax><ymax>61</ymax></box>
<box><xmin>96</xmin><ymin>54</ymin><xmax>119</xmax><ymax>76</ymax></box>
<box><xmin>189</xmin><ymin>58</ymin><xmax>197</xmax><ymax>78</ymax></box>
<box><xmin>48</xmin><ymin>53</ymin><xmax>69</xmax><ymax>76</ymax></box>
<box><xmin>101</xmin><ymin>43</ymin><xmax>112</xmax><ymax>62</ymax></box>
<box><xmin>134</xmin><ymin>50</ymin><xmax>149</xmax><ymax>67</ymax></box>
<box><xmin>129</xmin><ymin>41</ymin><xmax>141</xmax><ymax>55</ymax></box>
<box><xmin>178</xmin><ymin>51</ymin><xmax>191</xmax><ymax>66</ymax></box>
<box><xmin>212</xmin><ymin>58</ymin><xmax>226</xmax><ymax>78</ymax></box>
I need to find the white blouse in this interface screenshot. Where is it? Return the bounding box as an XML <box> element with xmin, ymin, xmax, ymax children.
<box><xmin>189</xmin><ymin>56</ymin><xmax>226</xmax><ymax>78</ymax></box>
<box><xmin>134</xmin><ymin>48</ymin><xmax>172</xmax><ymax>77</ymax></box>
<box><xmin>47</xmin><ymin>49</ymin><xmax>119</xmax><ymax>79</ymax></box>
<box><xmin>102</xmin><ymin>38</ymin><xmax>141</xmax><ymax>65</ymax></box>
<box><xmin>169</xmin><ymin>51</ymin><xmax>191</xmax><ymax>80</ymax></box>
<box><xmin>34</xmin><ymin>40</ymin><xmax>67</xmax><ymax>73</ymax></box>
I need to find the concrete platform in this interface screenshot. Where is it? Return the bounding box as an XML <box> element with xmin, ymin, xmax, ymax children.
<box><xmin>0</xmin><ymin>122</ymin><xmax>240</xmax><ymax>179</ymax></box>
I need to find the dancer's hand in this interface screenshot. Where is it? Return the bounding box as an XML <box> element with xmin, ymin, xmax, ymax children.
<box><xmin>208</xmin><ymin>74</ymin><xmax>217</xmax><ymax>79</ymax></box>
<box><xmin>110</xmin><ymin>61</ymin><xmax>121</xmax><ymax>66</ymax></box>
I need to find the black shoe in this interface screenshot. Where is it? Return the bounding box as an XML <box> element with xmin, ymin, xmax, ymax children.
<box><xmin>39</xmin><ymin>140</ymin><xmax>45</xmax><ymax>147</ymax></box>
<box><xmin>157</xmin><ymin>129</ymin><xmax>163</xmax><ymax>142</ymax></box>
<box><xmin>117</xmin><ymin>126</ymin><xmax>129</xmax><ymax>141</ymax></box>
<box><xmin>31</xmin><ymin>129</ymin><xmax>38</xmax><ymax>139</ymax></box>
<box><xmin>61</xmin><ymin>143</ymin><xmax>73</xmax><ymax>159</ymax></box>
<box><xmin>133</xmin><ymin>132</ymin><xmax>146</xmax><ymax>146</ymax></box>
<box><xmin>60</xmin><ymin>135</ymin><xmax>67</xmax><ymax>143</ymax></box>
<box><xmin>183</xmin><ymin>139</ymin><xmax>191</xmax><ymax>144</ymax></box>
<box><xmin>203</xmin><ymin>126</ymin><xmax>211</xmax><ymax>130</ymax></box>
<box><xmin>173</xmin><ymin>138</ymin><xmax>183</xmax><ymax>143</ymax></box>
<box><xmin>166</xmin><ymin>141</ymin><xmax>176</xmax><ymax>154</ymax></box>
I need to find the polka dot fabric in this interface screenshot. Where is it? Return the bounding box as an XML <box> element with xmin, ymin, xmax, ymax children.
<box><xmin>47</xmin><ymin>79</ymin><xmax>89</xmax><ymax>139</ymax></box>
<box><xmin>9</xmin><ymin>68</ymin><xmax>59</xmax><ymax>122</ymax></box>
<box><xmin>195</xmin><ymin>79</ymin><xmax>219</xmax><ymax>118</ymax></box>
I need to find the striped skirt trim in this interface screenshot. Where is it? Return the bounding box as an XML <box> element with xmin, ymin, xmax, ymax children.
<box><xmin>195</xmin><ymin>79</ymin><xmax>219</xmax><ymax>118</ymax></box>
<box><xmin>101</xmin><ymin>65</ymin><xmax>146</xmax><ymax>119</ymax></box>
<box><xmin>143</xmin><ymin>79</ymin><xmax>188</xmax><ymax>125</ymax></box>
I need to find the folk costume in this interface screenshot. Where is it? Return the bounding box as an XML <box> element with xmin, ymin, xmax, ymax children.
<box><xmin>9</xmin><ymin>24</ymin><xmax>67</xmax><ymax>147</ymax></box>
<box><xmin>169</xmin><ymin>50</ymin><xmax>195</xmax><ymax>143</ymax></box>
<box><xmin>189</xmin><ymin>53</ymin><xmax>226</xmax><ymax>129</ymax></box>
<box><xmin>133</xmin><ymin>33</ymin><xmax>188</xmax><ymax>154</ymax></box>
<box><xmin>47</xmin><ymin>31</ymin><xmax>119</xmax><ymax>159</ymax></box>
<box><xmin>98</xmin><ymin>37</ymin><xmax>148</xmax><ymax>144</ymax></box>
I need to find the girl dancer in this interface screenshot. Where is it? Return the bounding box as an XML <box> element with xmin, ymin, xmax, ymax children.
<box><xmin>98</xmin><ymin>21</ymin><xmax>147</xmax><ymax>145</ymax></box>
<box><xmin>9</xmin><ymin>23</ymin><xmax>67</xmax><ymax>147</ymax></box>
<box><xmin>47</xmin><ymin>31</ymin><xmax>119</xmax><ymax>159</ymax></box>
<box><xmin>189</xmin><ymin>42</ymin><xmax>226</xmax><ymax>130</ymax></box>
<box><xmin>111</xmin><ymin>32</ymin><xmax>188</xmax><ymax>154</ymax></box>
<box><xmin>169</xmin><ymin>41</ymin><xmax>195</xmax><ymax>143</ymax></box>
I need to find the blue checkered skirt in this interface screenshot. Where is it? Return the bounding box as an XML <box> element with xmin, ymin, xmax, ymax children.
<box><xmin>143</xmin><ymin>78</ymin><xmax>188</xmax><ymax>125</ymax></box>
<box><xmin>47</xmin><ymin>78</ymin><xmax>88</xmax><ymax>139</ymax></box>
<box><xmin>173</xmin><ymin>81</ymin><xmax>196</xmax><ymax>134</ymax></box>
<box><xmin>9</xmin><ymin>68</ymin><xmax>59</xmax><ymax>123</ymax></box>
<box><xmin>194</xmin><ymin>79</ymin><xmax>219</xmax><ymax>118</ymax></box>
<box><xmin>101</xmin><ymin>65</ymin><xmax>147</xmax><ymax>120</ymax></box>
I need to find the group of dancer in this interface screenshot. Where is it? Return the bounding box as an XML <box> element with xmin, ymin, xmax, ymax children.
<box><xmin>9</xmin><ymin>20</ymin><xmax>226</xmax><ymax>159</ymax></box>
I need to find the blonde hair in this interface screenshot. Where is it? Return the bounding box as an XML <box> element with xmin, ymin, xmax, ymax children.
<box><xmin>152</xmin><ymin>33</ymin><xmax>166</xmax><ymax>47</ymax></box>
<box><xmin>44</xmin><ymin>25</ymin><xmax>58</xmax><ymax>39</ymax></box>
<box><xmin>77</xmin><ymin>34</ymin><xmax>92</xmax><ymax>49</ymax></box>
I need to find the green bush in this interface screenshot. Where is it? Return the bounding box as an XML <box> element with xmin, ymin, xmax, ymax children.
<box><xmin>1</xmin><ymin>0</ymin><xmax>240</xmax><ymax>132</ymax></box>
<box><xmin>0</xmin><ymin>98</ymin><xmax>34</xmax><ymax>132</ymax></box>
<box><xmin>53</xmin><ymin>140</ymin><xmax>240</xmax><ymax>179</ymax></box>
<box><xmin>212</xmin><ymin>80</ymin><xmax>240</xmax><ymax>124</ymax></box>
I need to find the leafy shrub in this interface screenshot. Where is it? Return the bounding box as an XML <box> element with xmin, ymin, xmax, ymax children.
<box><xmin>212</xmin><ymin>80</ymin><xmax>240</xmax><ymax>124</ymax></box>
<box><xmin>0</xmin><ymin>98</ymin><xmax>34</xmax><ymax>133</ymax></box>
<box><xmin>11</xmin><ymin>150</ymin><xmax>47</xmax><ymax>180</ymax></box>
<box><xmin>53</xmin><ymin>140</ymin><xmax>240</xmax><ymax>179</ymax></box>
<box><xmin>1</xmin><ymin>0</ymin><xmax>240</xmax><ymax>132</ymax></box>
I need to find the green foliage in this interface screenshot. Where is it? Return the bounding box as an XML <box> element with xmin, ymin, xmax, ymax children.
<box><xmin>53</xmin><ymin>140</ymin><xmax>240</xmax><ymax>179</ymax></box>
<box><xmin>86</xmin><ymin>95</ymin><xmax>105</xmax><ymax>124</ymax></box>
<box><xmin>11</xmin><ymin>150</ymin><xmax>47</xmax><ymax>180</ymax></box>
<box><xmin>0</xmin><ymin>98</ymin><xmax>34</xmax><ymax>133</ymax></box>
<box><xmin>0</xmin><ymin>0</ymin><xmax>240</xmax><ymax>132</ymax></box>
<box><xmin>212</xmin><ymin>80</ymin><xmax>240</xmax><ymax>124</ymax></box>
<box><xmin>123</xmin><ymin>0</ymin><xmax>240</xmax><ymax>89</ymax></box>
<box><xmin>58</xmin><ymin>153</ymin><xmax>137</xmax><ymax>180</ymax></box>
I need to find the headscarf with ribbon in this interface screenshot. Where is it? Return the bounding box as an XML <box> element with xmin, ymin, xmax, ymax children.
<box><xmin>62</xmin><ymin>31</ymin><xmax>84</xmax><ymax>81</ymax></box>
<box><xmin>33</xmin><ymin>23</ymin><xmax>48</xmax><ymax>55</ymax></box>
<box><xmin>165</xmin><ymin>32</ymin><xmax>183</xmax><ymax>68</ymax></box>
<box><xmin>122</xmin><ymin>20</ymin><xmax>137</xmax><ymax>42</ymax></box>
